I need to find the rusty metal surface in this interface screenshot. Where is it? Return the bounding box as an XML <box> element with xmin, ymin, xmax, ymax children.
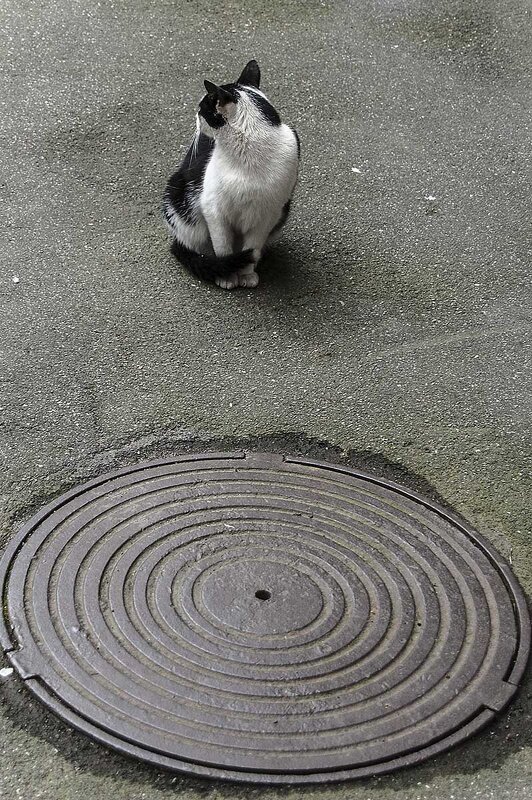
<box><xmin>0</xmin><ymin>452</ymin><xmax>529</xmax><ymax>783</ymax></box>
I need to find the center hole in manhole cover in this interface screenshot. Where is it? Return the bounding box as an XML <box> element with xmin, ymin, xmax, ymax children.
<box><xmin>0</xmin><ymin>451</ymin><xmax>529</xmax><ymax>785</ymax></box>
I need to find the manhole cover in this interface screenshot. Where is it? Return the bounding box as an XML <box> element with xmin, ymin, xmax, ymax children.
<box><xmin>0</xmin><ymin>452</ymin><xmax>529</xmax><ymax>783</ymax></box>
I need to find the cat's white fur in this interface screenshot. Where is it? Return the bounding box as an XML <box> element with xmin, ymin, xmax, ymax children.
<box><xmin>167</xmin><ymin>87</ymin><xmax>299</xmax><ymax>289</ymax></box>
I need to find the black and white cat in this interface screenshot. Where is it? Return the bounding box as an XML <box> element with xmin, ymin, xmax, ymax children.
<box><xmin>163</xmin><ymin>60</ymin><xmax>300</xmax><ymax>289</ymax></box>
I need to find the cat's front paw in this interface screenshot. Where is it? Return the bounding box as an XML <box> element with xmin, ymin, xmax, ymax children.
<box><xmin>215</xmin><ymin>273</ymin><xmax>239</xmax><ymax>290</ymax></box>
<box><xmin>238</xmin><ymin>270</ymin><xmax>259</xmax><ymax>288</ymax></box>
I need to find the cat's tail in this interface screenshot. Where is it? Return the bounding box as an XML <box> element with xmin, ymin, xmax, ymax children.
<box><xmin>170</xmin><ymin>240</ymin><xmax>255</xmax><ymax>282</ymax></box>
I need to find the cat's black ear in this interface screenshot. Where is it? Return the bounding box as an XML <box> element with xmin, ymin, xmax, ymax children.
<box><xmin>217</xmin><ymin>86</ymin><xmax>235</xmax><ymax>104</ymax></box>
<box><xmin>204</xmin><ymin>80</ymin><xmax>234</xmax><ymax>105</ymax></box>
<box><xmin>204</xmin><ymin>79</ymin><xmax>219</xmax><ymax>95</ymax></box>
<box><xmin>237</xmin><ymin>60</ymin><xmax>260</xmax><ymax>88</ymax></box>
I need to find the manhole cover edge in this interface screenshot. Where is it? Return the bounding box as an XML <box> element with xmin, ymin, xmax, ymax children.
<box><xmin>0</xmin><ymin>450</ymin><xmax>530</xmax><ymax>784</ymax></box>
<box><xmin>3</xmin><ymin>675</ymin><xmax>500</xmax><ymax>784</ymax></box>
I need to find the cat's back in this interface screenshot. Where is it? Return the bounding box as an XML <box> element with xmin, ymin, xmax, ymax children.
<box><xmin>176</xmin><ymin>133</ymin><xmax>214</xmax><ymax>182</ymax></box>
<box><xmin>164</xmin><ymin>133</ymin><xmax>214</xmax><ymax>219</ymax></box>
<box><xmin>166</xmin><ymin>133</ymin><xmax>214</xmax><ymax>191</ymax></box>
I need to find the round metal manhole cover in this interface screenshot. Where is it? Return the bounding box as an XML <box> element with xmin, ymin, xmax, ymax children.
<box><xmin>0</xmin><ymin>452</ymin><xmax>529</xmax><ymax>784</ymax></box>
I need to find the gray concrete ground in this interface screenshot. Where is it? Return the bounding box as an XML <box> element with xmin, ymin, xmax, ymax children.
<box><xmin>1</xmin><ymin>0</ymin><xmax>531</xmax><ymax>797</ymax></box>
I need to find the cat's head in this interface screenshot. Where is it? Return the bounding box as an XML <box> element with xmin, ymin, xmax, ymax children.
<box><xmin>197</xmin><ymin>60</ymin><xmax>280</xmax><ymax>138</ymax></box>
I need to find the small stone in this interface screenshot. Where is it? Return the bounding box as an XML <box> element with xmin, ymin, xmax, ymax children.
<box><xmin>0</xmin><ymin>666</ymin><xmax>14</xmax><ymax>679</ymax></box>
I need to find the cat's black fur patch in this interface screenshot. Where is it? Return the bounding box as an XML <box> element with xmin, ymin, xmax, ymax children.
<box><xmin>243</xmin><ymin>88</ymin><xmax>281</xmax><ymax>126</ymax></box>
<box><xmin>164</xmin><ymin>133</ymin><xmax>214</xmax><ymax>224</ymax></box>
<box><xmin>199</xmin><ymin>83</ymin><xmax>239</xmax><ymax>129</ymax></box>
<box><xmin>198</xmin><ymin>93</ymin><xmax>225</xmax><ymax>129</ymax></box>
<box><xmin>171</xmin><ymin>240</ymin><xmax>255</xmax><ymax>281</ymax></box>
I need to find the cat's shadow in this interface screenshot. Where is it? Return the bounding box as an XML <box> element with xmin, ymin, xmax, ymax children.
<box><xmin>245</xmin><ymin>242</ymin><xmax>320</xmax><ymax>304</ymax></box>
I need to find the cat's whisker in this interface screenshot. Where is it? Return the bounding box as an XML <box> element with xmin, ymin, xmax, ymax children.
<box><xmin>189</xmin><ymin>114</ymin><xmax>201</xmax><ymax>164</ymax></box>
<box><xmin>192</xmin><ymin>130</ymin><xmax>199</xmax><ymax>160</ymax></box>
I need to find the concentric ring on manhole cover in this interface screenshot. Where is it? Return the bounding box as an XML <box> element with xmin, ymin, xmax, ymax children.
<box><xmin>0</xmin><ymin>452</ymin><xmax>529</xmax><ymax>784</ymax></box>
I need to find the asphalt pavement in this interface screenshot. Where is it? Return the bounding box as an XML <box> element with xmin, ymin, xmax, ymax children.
<box><xmin>1</xmin><ymin>1</ymin><xmax>531</xmax><ymax>798</ymax></box>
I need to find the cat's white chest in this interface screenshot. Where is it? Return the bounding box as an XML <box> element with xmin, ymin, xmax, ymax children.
<box><xmin>201</xmin><ymin>125</ymin><xmax>298</xmax><ymax>230</ymax></box>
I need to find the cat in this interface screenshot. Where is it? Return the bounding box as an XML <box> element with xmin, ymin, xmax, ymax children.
<box><xmin>163</xmin><ymin>60</ymin><xmax>300</xmax><ymax>289</ymax></box>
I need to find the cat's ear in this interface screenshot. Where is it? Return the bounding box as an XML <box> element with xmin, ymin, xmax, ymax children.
<box><xmin>237</xmin><ymin>60</ymin><xmax>260</xmax><ymax>88</ymax></box>
<box><xmin>204</xmin><ymin>79</ymin><xmax>219</xmax><ymax>95</ymax></box>
<box><xmin>204</xmin><ymin>80</ymin><xmax>234</xmax><ymax>105</ymax></box>
<box><xmin>217</xmin><ymin>86</ymin><xmax>235</xmax><ymax>105</ymax></box>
